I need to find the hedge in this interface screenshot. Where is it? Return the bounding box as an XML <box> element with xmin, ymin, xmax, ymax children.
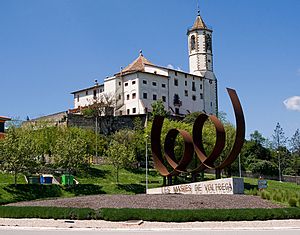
<box><xmin>1</xmin><ymin>206</ymin><xmax>300</xmax><ymax>222</ymax></box>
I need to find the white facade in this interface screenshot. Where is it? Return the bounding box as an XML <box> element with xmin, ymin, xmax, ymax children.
<box><xmin>71</xmin><ymin>13</ymin><xmax>218</xmax><ymax>116</ymax></box>
<box><xmin>72</xmin><ymin>83</ymin><xmax>104</xmax><ymax>109</ymax></box>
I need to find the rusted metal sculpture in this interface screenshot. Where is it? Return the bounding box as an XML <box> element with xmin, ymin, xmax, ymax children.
<box><xmin>150</xmin><ymin>88</ymin><xmax>245</xmax><ymax>180</ymax></box>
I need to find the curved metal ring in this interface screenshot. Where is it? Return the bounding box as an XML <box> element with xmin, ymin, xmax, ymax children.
<box><xmin>164</xmin><ymin>129</ymin><xmax>194</xmax><ymax>173</ymax></box>
<box><xmin>192</xmin><ymin>113</ymin><xmax>225</xmax><ymax>170</ymax></box>
<box><xmin>150</xmin><ymin>88</ymin><xmax>245</xmax><ymax>177</ymax></box>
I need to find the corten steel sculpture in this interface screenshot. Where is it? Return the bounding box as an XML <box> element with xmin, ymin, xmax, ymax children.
<box><xmin>150</xmin><ymin>88</ymin><xmax>245</xmax><ymax>181</ymax></box>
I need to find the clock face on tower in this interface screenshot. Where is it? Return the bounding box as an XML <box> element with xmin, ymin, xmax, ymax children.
<box><xmin>205</xmin><ymin>34</ymin><xmax>212</xmax><ymax>52</ymax></box>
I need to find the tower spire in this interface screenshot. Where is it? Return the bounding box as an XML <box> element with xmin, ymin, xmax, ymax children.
<box><xmin>197</xmin><ymin>0</ymin><xmax>200</xmax><ymax>16</ymax></box>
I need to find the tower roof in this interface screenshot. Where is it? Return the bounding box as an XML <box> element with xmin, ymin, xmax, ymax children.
<box><xmin>192</xmin><ymin>13</ymin><xmax>207</xmax><ymax>30</ymax></box>
<box><xmin>117</xmin><ymin>51</ymin><xmax>153</xmax><ymax>76</ymax></box>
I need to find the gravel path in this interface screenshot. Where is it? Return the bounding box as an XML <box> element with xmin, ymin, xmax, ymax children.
<box><xmin>7</xmin><ymin>194</ymin><xmax>282</xmax><ymax>210</ymax></box>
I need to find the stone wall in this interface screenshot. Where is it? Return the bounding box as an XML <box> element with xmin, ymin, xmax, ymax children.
<box><xmin>67</xmin><ymin>113</ymin><xmax>147</xmax><ymax>135</ymax></box>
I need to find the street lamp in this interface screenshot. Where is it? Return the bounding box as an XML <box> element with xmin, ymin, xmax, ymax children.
<box><xmin>277</xmin><ymin>150</ymin><xmax>282</xmax><ymax>182</ymax></box>
<box><xmin>238</xmin><ymin>154</ymin><xmax>242</xmax><ymax>178</ymax></box>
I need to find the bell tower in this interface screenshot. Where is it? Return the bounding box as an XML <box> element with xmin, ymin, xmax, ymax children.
<box><xmin>187</xmin><ymin>10</ymin><xmax>215</xmax><ymax>79</ymax></box>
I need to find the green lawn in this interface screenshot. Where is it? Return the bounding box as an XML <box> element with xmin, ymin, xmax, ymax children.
<box><xmin>0</xmin><ymin>165</ymin><xmax>162</xmax><ymax>204</ymax></box>
<box><xmin>1</xmin><ymin>166</ymin><xmax>300</xmax><ymax>207</ymax></box>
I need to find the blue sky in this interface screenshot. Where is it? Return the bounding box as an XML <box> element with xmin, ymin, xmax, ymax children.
<box><xmin>1</xmin><ymin>0</ymin><xmax>300</xmax><ymax>141</ymax></box>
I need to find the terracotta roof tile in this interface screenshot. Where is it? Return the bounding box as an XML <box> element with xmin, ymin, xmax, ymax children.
<box><xmin>117</xmin><ymin>53</ymin><xmax>153</xmax><ymax>75</ymax></box>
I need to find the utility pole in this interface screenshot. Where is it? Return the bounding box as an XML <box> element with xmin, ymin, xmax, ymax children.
<box><xmin>95</xmin><ymin>116</ymin><xmax>98</xmax><ymax>158</ymax></box>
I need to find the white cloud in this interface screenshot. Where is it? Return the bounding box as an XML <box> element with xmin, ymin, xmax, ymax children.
<box><xmin>283</xmin><ymin>96</ymin><xmax>300</xmax><ymax>111</ymax></box>
<box><xmin>177</xmin><ymin>67</ymin><xmax>183</xmax><ymax>71</ymax></box>
<box><xmin>167</xmin><ymin>64</ymin><xmax>174</xmax><ymax>69</ymax></box>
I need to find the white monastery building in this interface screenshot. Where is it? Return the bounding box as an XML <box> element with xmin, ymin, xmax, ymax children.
<box><xmin>71</xmin><ymin>11</ymin><xmax>218</xmax><ymax>116</ymax></box>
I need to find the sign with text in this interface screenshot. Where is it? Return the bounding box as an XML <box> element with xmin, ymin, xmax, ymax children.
<box><xmin>147</xmin><ymin>178</ymin><xmax>244</xmax><ymax>195</ymax></box>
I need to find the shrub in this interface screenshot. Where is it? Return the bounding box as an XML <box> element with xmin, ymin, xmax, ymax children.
<box><xmin>275</xmin><ymin>193</ymin><xmax>282</xmax><ymax>202</ymax></box>
<box><xmin>1</xmin><ymin>207</ymin><xmax>300</xmax><ymax>221</ymax></box>
<box><xmin>0</xmin><ymin>206</ymin><xmax>96</xmax><ymax>220</ymax></box>
<box><xmin>289</xmin><ymin>198</ymin><xmax>298</xmax><ymax>207</ymax></box>
<box><xmin>261</xmin><ymin>191</ymin><xmax>267</xmax><ymax>199</ymax></box>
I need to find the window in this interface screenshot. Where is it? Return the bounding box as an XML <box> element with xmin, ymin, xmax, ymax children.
<box><xmin>185</xmin><ymin>81</ymin><xmax>187</xmax><ymax>86</ymax></box>
<box><xmin>119</xmin><ymin>82</ymin><xmax>121</xmax><ymax>86</ymax></box>
<box><xmin>175</xmin><ymin>71</ymin><xmax>177</xmax><ymax>76</ymax></box>
<box><xmin>190</xmin><ymin>35</ymin><xmax>196</xmax><ymax>50</ymax></box>
<box><xmin>200</xmin><ymin>84</ymin><xmax>203</xmax><ymax>90</ymax></box>
<box><xmin>126</xmin><ymin>94</ymin><xmax>130</xmax><ymax>100</ymax></box>
<box><xmin>86</xmin><ymin>91</ymin><xmax>88</xmax><ymax>95</ymax></box>
<box><xmin>153</xmin><ymin>94</ymin><xmax>157</xmax><ymax>100</ymax></box>
<box><xmin>118</xmin><ymin>94</ymin><xmax>121</xmax><ymax>100</ymax></box>
<box><xmin>119</xmin><ymin>111</ymin><xmax>123</xmax><ymax>115</ymax></box>
<box><xmin>143</xmin><ymin>80</ymin><xmax>147</xmax><ymax>84</ymax></box>
<box><xmin>132</xmin><ymin>93</ymin><xmax>136</xmax><ymax>99</ymax></box>
<box><xmin>77</xmin><ymin>95</ymin><xmax>79</xmax><ymax>102</ymax></box>
<box><xmin>125</xmin><ymin>82</ymin><xmax>128</xmax><ymax>86</ymax></box>
<box><xmin>132</xmin><ymin>81</ymin><xmax>136</xmax><ymax>85</ymax></box>
<box><xmin>184</xmin><ymin>90</ymin><xmax>188</xmax><ymax>97</ymax></box>
<box><xmin>143</xmin><ymin>93</ymin><xmax>147</xmax><ymax>99</ymax></box>
<box><xmin>132</xmin><ymin>108</ymin><xmax>136</xmax><ymax>114</ymax></box>
<box><xmin>175</xmin><ymin>108</ymin><xmax>179</xmax><ymax>114</ymax></box>
<box><xmin>192</xmin><ymin>82</ymin><xmax>196</xmax><ymax>91</ymax></box>
<box><xmin>174</xmin><ymin>79</ymin><xmax>178</xmax><ymax>86</ymax></box>
<box><xmin>192</xmin><ymin>95</ymin><xmax>196</xmax><ymax>101</ymax></box>
<box><xmin>162</xmin><ymin>83</ymin><xmax>166</xmax><ymax>88</ymax></box>
<box><xmin>152</xmin><ymin>81</ymin><xmax>157</xmax><ymax>86</ymax></box>
<box><xmin>93</xmin><ymin>90</ymin><xmax>97</xmax><ymax>98</ymax></box>
<box><xmin>211</xmin><ymin>102</ymin><xmax>213</xmax><ymax>107</ymax></box>
<box><xmin>200</xmin><ymin>93</ymin><xmax>203</xmax><ymax>99</ymax></box>
<box><xmin>185</xmin><ymin>74</ymin><xmax>187</xmax><ymax>78</ymax></box>
<box><xmin>173</xmin><ymin>94</ymin><xmax>181</xmax><ymax>106</ymax></box>
<box><xmin>209</xmin><ymin>80</ymin><xmax>212</xmax><ymax>84</ymax></box>
<box><xmin>127</xmin><ymin>109</ymin><xmax>130</xmax><ymax>115</ymax></box>
<box><xmin>162</xmin><ymin>96</ymin><xmax>166</xmax><ymax>102</ymax></box>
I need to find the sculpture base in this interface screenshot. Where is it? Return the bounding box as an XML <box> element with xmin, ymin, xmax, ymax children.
<box><xmin>146</xmin><ymin>177</ymin><xmax>244</xmax><ymax>195</ymax></box>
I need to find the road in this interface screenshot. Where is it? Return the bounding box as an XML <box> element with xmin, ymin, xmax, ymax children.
<box><xmin>1</xmin><ymin>227</ymin><xmax>300</xmax><ymax>235</ymax></box>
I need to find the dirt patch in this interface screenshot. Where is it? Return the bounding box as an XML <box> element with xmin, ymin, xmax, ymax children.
<box><xmin>7</xmin><ymin>194</ymin><xmax>283</xmax><ymax>210</ymax></box>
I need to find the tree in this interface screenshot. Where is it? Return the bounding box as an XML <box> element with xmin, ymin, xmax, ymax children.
<box><xmin>288</xmin><ymin>129</ymin><xmax>300</xmax><ymax>175</ymax></box>
<box><xmin>105</xmin><ymin>140</ymin><xmax>135</xmax><ymax>183</ymax></box>
<box><xmin>290</xmin><ymin>129</ymin><xmax>300</xmax><ymax>155</ymax></box>
<box><xmin>250</xmin><ymin>130</ymin><xmax>266</xmax><ymax>146</ymax></box>
<box><xmin>272</xmin><ymin>122</ymin><xmax>289</xmax><ymax>180</ymax></box>
<box><xmin>53</xmin><ymin>127</ymin><xmax>90</xmax><ymax>174</ymax></box>
<box><xmin>151</xmin><ymin>100</ymin><xmax>168</xmax><ymax>117</ymax></box>
<box><xmin>272</xmin><ymin>123</ymin><xmax>287</xmax><ymax>150</ymax></box>
<box><xmin>0</xmin><ymin>127</ymin><xmax>39</xmax><ymax>185</ymax></box>
<box><xmin>81</xmin><ymin>92</ymin><xmax>119</xmax><ymax>136</ymax></box>
<box><xmin>132</xmin><ymin>118</ymin><xmax>147</xmax><ymax>164</ymax></box>
<box><xmin>182</xmin><ymin>112</ymin><xmax>202</xmax><ymax>124</ymax></box>
<box><xmin>33</xmin><ymin>122</ymin><xmax>60</xmax><ymax>165</ymax></box>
